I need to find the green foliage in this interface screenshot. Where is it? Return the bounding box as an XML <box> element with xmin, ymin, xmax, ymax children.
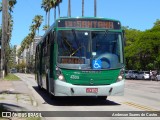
<box><xmin>18</xmin><ymin>15</ymin><xmax>43</xmax><ymax>56</ymax></box>
<box><xmin>8</xmin><ymin>0</ymin><xmax>17</xmax><ymax>12</ymax></box>
<box><xmin>124</xmin><ymin>19</ymin><xmax>160</xmax><ymax>71</ymax></box>
<box><xmin>16</xmin><ymin>60</ymin><xmax>26</xmax><ymax>73</ymax></box>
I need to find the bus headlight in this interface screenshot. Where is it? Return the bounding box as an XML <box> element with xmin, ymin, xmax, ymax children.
<box><xmin>58</xmin><ymin>74</ymin><xmax>64</xmax><ymax>81</ymax></box>
<box><xmin>56</xmin><ymin>66</ymin><xmax>65</xmax><ymax>81</ymax></box>
<box><xmin>118</xmin><ymin>75</ymin><xmax>123</xmax><ymax>80</ymax></box>
<box><xmin>117</xmin><ymin>68</ymin><xmax>125</xmax><ymax>82</ymax></box>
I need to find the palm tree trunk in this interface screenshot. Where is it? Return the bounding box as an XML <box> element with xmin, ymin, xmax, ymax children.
<box><xmin>48</xmin><ymin>10</ymin><xmax>50</xmax><ymax>27</ymax></box>
<box><xmin>68</xmin><ymin>0</ymin><xmax>71</xmax><ymax>17</ymax></box>
<box><xmin>58</xmin><ymin>4</ymin><xmax>60</xmax><ymax>18</ymax></box>
<box><xmin>1</xmin><ymin>0</ymin><xmax>8</xmax><ymax>78</ymax></box>
<box><xmin>45</xmin><ymin>12</ymin><xmax>47</xmax><ymax>27</ymax></box>
<box><xmin>54</xmin><ymin>7</ymin><xmax>56</xmax><ymax>21</ymax></box>
<box><xmin>82</xmin><ymin>0</ymin><xmax>84</xmax><ymax>17</ymax></box>
<box><xmin>94</xmin><ymin>0</ymin><xmax>97</xmax><ymax>17</ymax></box>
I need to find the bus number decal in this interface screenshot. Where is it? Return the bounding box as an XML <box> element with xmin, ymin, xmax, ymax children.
<box><xmin>70</xmin><ymin>75</ymin><xmax>79</xmax><ymax>80</ymax></box>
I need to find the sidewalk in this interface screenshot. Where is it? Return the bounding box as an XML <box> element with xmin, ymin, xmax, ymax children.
<box><xmin>0</xmin><ymin>80</ymin><xmax>38</xmax><ymax>118</ymax></box>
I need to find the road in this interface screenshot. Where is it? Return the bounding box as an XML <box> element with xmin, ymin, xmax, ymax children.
<box><xmin>15</xmin><ymin>73</ymin><xmax>160</xmax><ymax>120</ymax></box>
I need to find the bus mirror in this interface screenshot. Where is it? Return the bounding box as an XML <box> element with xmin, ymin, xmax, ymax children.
<box><xmin>122</xmin><ymin>30</ymin><xmax>126</xmax><ymax>46</ymax></box>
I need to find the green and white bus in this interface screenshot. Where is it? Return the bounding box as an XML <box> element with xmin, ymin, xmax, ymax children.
<box><xmin>35</xmin><ymin>17</ymin><xmax>125</xmax><ymax>99</ymax></box>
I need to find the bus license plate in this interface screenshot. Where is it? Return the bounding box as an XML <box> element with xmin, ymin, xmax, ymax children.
<box><xmin>86</xmin><ymin>88</ymin><xmax>98</xmax><ymax>93</ymax></box>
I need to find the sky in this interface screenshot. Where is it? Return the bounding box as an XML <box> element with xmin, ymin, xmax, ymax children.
<box><xmin>1</xmin><ymin>0</ymin><xmax>160</xmax><ymax>45</ymax></box>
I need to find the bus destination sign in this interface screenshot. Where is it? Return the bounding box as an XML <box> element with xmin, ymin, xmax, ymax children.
<box><xmin>58</xmin><ymin>19</ymin><xmax>121</xmax><ymax>29</ymax></box>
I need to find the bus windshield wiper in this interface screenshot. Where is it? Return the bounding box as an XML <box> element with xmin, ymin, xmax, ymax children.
<box><xmin>70</xmin><ymin>29</ymin><xmax>82</xmax><ymax>56</ymax></box>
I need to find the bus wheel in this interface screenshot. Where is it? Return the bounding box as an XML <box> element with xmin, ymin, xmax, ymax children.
<box><xmin>38</xmin><ymin>83</ymin><xmax>42</xmax><ymax>90</ymax></box>
<box><xmin>97</xmin><ymin>96</ymin><xmax>107</xmax><ymax>100</ymax></box>
<box><xmin>46</xmin><ymin>75</ymin><xmax>49</xmax><ymax>93</ymax></box>
<box><xmin>46</xmin><ymin>74</ymin><xmax>53</xmax><ymax>98</ymax></box>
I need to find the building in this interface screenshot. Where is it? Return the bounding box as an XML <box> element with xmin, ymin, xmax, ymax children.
<box><xmin>13</xmin><ymin>45</ymin><xmax>21</xmax><ymax>65</ymax></box>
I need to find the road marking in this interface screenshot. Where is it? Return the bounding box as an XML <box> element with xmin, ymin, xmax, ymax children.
<box><xmin>122</xmin><ymin>102</ymin><xmax>159</xmax><ymax>111</ymax></box>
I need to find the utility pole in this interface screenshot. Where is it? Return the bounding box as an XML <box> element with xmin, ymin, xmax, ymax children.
<box><xmin>1</xmin><ymin>0</ymin><xmax>8</xmax><ymax>79</ymax></box>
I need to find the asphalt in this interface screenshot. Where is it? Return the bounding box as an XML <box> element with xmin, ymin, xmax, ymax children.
<box><xmin>0</xmin><ymin>80</ymin><xmax>38</xmax><ymax>119</ymax></box>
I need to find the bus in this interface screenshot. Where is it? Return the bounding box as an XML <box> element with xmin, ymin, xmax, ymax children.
<box><xmin>35</xmin><ymin>17</ymin><xmax>125</xmax><ymax>99</ymax></box>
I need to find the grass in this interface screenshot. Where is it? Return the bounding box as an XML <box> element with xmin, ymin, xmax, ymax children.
<box><xmin>3</xmin><ymin>73</ymin><xmax>20</xmax><ymax>81</ymax></box>
<box><xmin>0</xmin><ymin>97</ymin><xmax>5</xmax><ymax>100</ymax></box>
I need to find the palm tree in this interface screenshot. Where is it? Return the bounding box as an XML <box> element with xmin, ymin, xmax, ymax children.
<box><xmin>57</xmin><ymin>0</ymin><xmax>62</xmax><ymax>18</ymax></box>
<box><xmin>50</xmin><ymin>0</ymin><xmax>56</xmax><ymax>21</ymax></box>
<box><xmin>8</xmin><ymin>0</ymin><xmax>17</xmax><ymax>13</ymax></box>
<box><xmin>32</xmin><ymin>15</ymin><xmax>43</xmax><ymax>35</ymax></box>
<box><xmin>50</xmin><ymin>0</ymin><xmax>62</xmax><ymax>21</ymax></box>
<box><xmin>94</xmin><ymin>0</ymin><xmax>97</xmax><ymax>17</ymax></box>
<box><xmin>1</xmin><ymin>0</ymin><xmax>17</xmax><ymax>76</ymax></box>
<box><xmin>41</xmin><ymin>0</ymin><xmax>62</xmax><ymax>27</ymax></box>
<box><xmin>82</xmin><ymin>0</ymin><xmax>84</xmax><ymax>17</ymax></box>
<box><xmin>41</xmin><ymin>0</ymin><xmax>51</xmax><ymax>27</ymax></box>
<box><xmin>43</xmin><ymin>25</ymin><xmax>49</xmax><ymax>31</ymax></box>
<box><xmin>29</xmin><ymin>24</ymin><xmax>36</xmax><ymax>37</ymax></box>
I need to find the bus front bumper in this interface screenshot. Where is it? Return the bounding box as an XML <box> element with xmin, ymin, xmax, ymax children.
<box><xmin>54</xmin><ymin>80</ymin><xmax>125</xmax><ymax>96</ymax></box>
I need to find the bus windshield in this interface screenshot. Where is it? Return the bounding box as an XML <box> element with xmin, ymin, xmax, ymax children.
<box><xmin>57</xmin><ymin>30</ymin><xmax>124</xmax><ymax>70</ymax></box>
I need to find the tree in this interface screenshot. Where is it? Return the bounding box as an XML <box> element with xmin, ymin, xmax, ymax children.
<box><xmin>8</xmin><ymin>0</ymin><xmax>17</xmax><ymax>13</ymax></box>
<box><xmin>41</xmin><ymin>0</ymin><xmax>51</xmax><ymax>27</ymax></box>
<box><xmin>124</xmin><ymin>27</ymin><xmax>142</xmax><ymax>70</ymax></box>
<box><xmin>32</xmin><ymin>15</ymin><xmax>43</xmax><ymax>35</ymax></box>
<box><xmin>50</xmin><ymin>0</ymin><xmax>62</xmax><ymax>21</ymax></box>
<box><xmin>18</xmin><ymin>15</ymin><xmax>43</xmax><ymax>73</ymax></box>
<box><xmin>124</xmin><ymin>19</ymin><xmax>160</xmax><ymax>71</ymax></box>
<box><xmin>56</xmin><ymin>0</ymin><xmax>62</xmax><ymax>18</ymax></box>
<box><xmin>154</xmin><ymin>19</ymin><xmax>160</xmax><ymax>27</ymax></box>
<box><xmin>8</xmin><ymin>45</ymin><xmax>16</xmax><ymax>70</ymax></box>
<box><xmin>41</xmin><ymin>0</ymin><xmax>62</xmax><ymax>28</ymax></box>
<box><xmin>1</xmin><ymin>0</ymin><xmax>17</xmax><ymax>76</ymax></box>
<box><xmin>43</xmin><ymin>25</ymin><xmax>49</xmax><ymax>31</ymax></box>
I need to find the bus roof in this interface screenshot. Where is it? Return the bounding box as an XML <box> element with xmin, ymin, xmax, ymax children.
<box><xmin>57</xmin><ymin>17</ymin><xmax>120</xmax><ymax>21</ymax></box>
<box><xmin>37</xmin><ymin>17</ymin><xmax>122</xmax><ymax>45</ymax></box>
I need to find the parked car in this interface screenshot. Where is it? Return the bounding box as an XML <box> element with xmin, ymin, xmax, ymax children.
<box><xmin>136</xmin><ymin>71</ymin><xmax>150</xmax><ymax>80</ymax></box>
<box><xmin>10</xmin><ymin>68</ymin><xmax>17</xmax><ymax>73</ymax></box>
<box><xmin>125</xmin><ymin>70</ymin><xmax>139</xmax><ymax>79</ymax></box>
<box><xmin>125</xmin><ymin>70</ymin><xmax>128</xmax><ymax>78</ymax></box>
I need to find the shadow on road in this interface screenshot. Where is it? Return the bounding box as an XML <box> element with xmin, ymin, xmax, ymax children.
<box><xmin>33</xmin><ymin>86</ymin><xmax>121</xmax><ymax>106</ymax></box>
<box><xmin>0</xmin><ymin>103</ymin><xmax>26</xmax><ymax>116</ymax></box>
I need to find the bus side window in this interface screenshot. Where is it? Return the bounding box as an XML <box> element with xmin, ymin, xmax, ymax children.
<box><xmin>50</xmin><ymin>31</ymin><xmax>54</xmax><ymax>78</ymax></box>
<box><xmin>42</xmin><ymin>40</ymin><xmax>46</xmax><ymax>57</ymax></box>
<box><xmin>47</xmin><ymin>35</ymin><xmax>50</xmax><ymax>56</ymax></box>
